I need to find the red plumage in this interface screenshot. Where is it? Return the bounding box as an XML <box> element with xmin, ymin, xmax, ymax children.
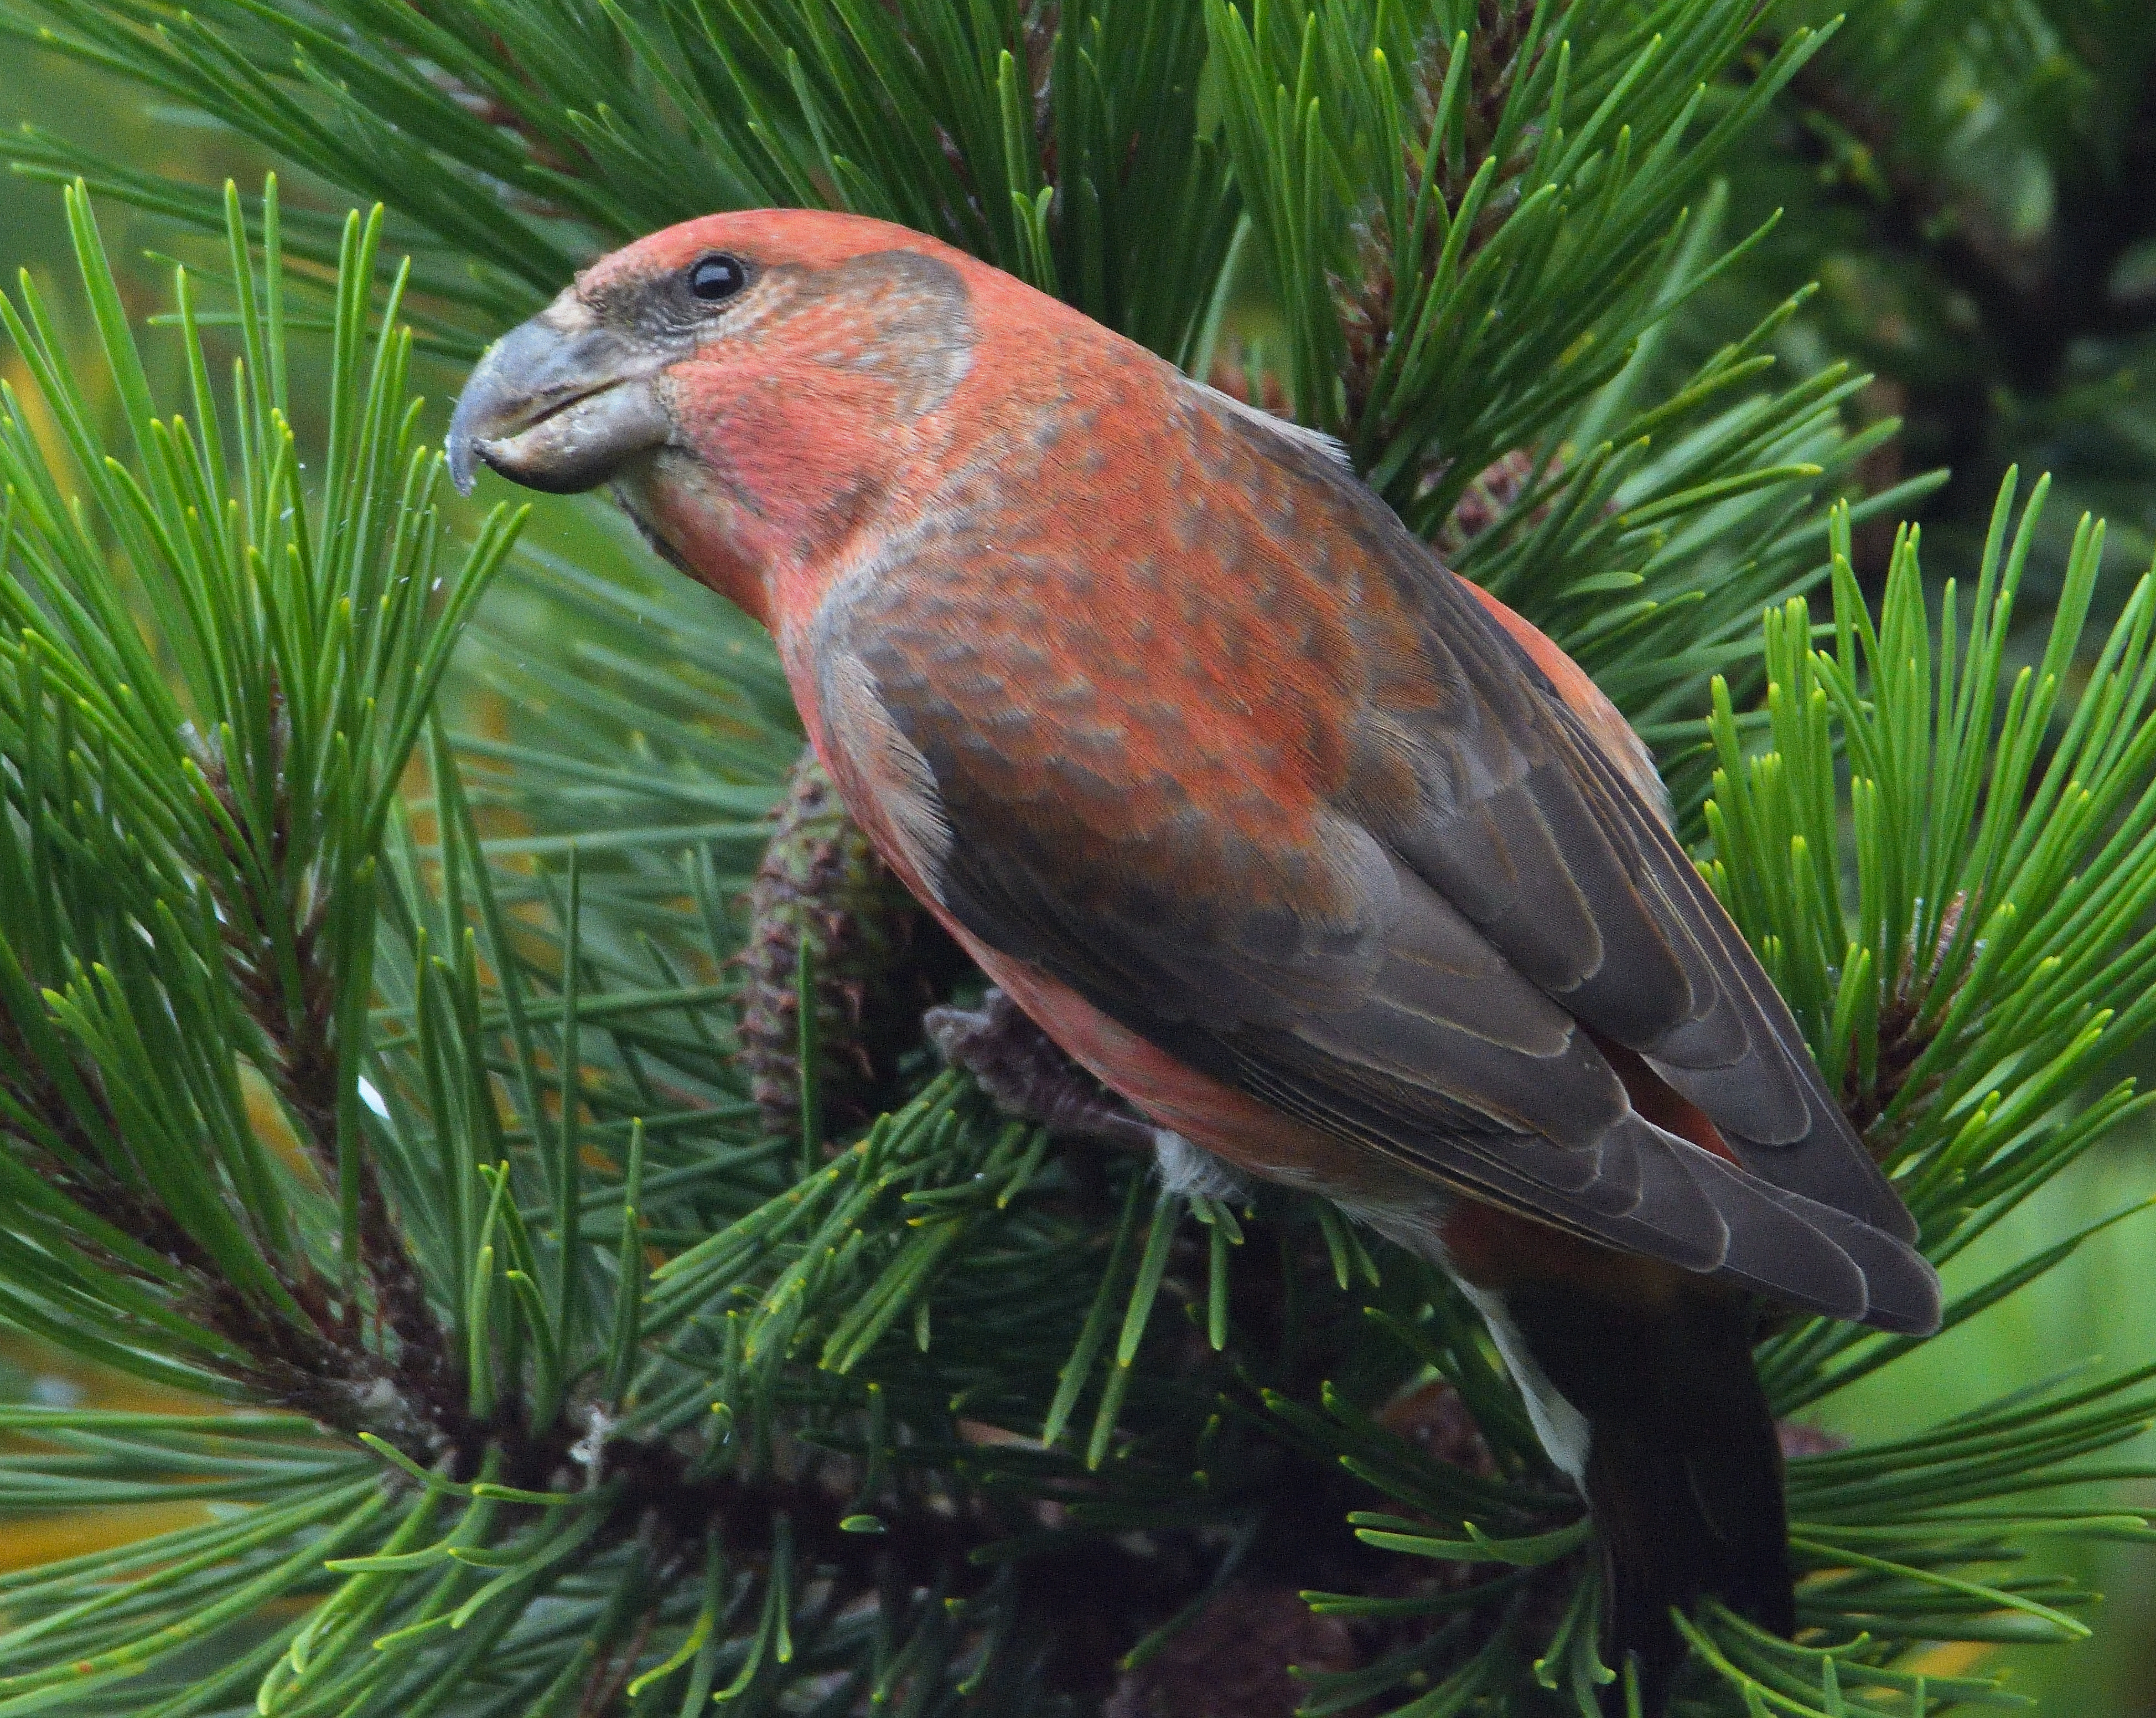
<box><xmin>449</xmin><ymin>210</ymin><xmax>1940</xmax><ymax>1712</ymax></box>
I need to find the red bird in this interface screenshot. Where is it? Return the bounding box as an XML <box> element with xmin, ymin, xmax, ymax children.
<box><xmin>449</xmin><ymin>210</ymin><xmax>1940</xmax><ymax>1709</ymax></box>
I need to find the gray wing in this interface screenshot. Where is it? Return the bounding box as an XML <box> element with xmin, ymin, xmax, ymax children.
<box><xmin>811</xmin><ymin>446</ymin><xmax>1934</xmax><ymax>1333</ymax></box>
<box><xmin>1380</xmin><ymin>570</ymin><xmax>1916</xmax><ymax>1239</ymax></box>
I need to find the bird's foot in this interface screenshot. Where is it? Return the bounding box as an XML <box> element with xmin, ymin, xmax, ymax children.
<box><xmin>924</xmin><ymin>989</ymin><xmax>1158</xmax><ymax>1150</ymax></box>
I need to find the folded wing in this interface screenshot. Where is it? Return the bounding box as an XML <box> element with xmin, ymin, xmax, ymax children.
<box><xmin>814</xmin><ymin>405</ymin><xmax>1934</xmax><ymax>1333</ymax></box>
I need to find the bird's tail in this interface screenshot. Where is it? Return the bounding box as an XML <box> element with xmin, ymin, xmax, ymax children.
<box><xmin>1501</xmin><ymin>1279</ymin><xmax>1792</xmax><ymax>1717</ymax></box>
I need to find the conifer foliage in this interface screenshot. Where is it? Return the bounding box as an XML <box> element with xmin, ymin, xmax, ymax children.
<box><xmin>0</xmin><ymin>3</ymin><xmax>2153</xmax><ymax>1715</ymax></box>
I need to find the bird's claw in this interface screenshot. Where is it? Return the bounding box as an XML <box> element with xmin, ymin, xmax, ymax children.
<box><xmin>924</xmin><ymin>989</ymin><xmax>1158</xmax><ymax>1150</ymax></box>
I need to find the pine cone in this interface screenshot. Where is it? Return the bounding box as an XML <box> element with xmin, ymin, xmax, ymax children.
<box><xmin>737</xmin><ymin>746</ymin><xmax>957</xmax><ymax>1142</ymax></box>
<box><xmin>1777</xmin><ymin>1421</ymin><xmax>1852</xmax><ymax>1459</ymax></box>
<box><xmin>1106</xmin><ymin>1586</ymin><xmax>1356</xmax><ymax>1718</ymax></box>
<box><xmin>1428</xmin><ymin>446</ymin><xmax>1542</xmax><ymax>562</ymax></box>
<box><xmin>1377</xmin><ymin>1377</ymin><xmax>1499</xmax><ymax>1480</ymax></box>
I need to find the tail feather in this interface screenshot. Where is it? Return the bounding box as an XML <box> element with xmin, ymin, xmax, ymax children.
<box><xmin>1501</xmin><ymin>1280</ymin><xmax>1791</xmax><ymax>1716</ymax></box>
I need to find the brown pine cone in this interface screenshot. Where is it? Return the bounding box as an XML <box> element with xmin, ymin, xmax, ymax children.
<box><xmin>1377</xmin><ymin>1377</ymin><xmax>1500</xmax><ymax>1480</ymax></box>
<box><xmin>1428</xmin><ymin>447</ymin><xmax>1543</xmax><ymax>562</ymax></box>
<box><xmin>1106</xmin><ymin>1586</ymin><xmax>1357</xmax><ymax>1718</ymax></box>
<box><xmin>736</xmin><ymin>746</ymin><xmax>960</xmax><ymax>1142</ymax></box>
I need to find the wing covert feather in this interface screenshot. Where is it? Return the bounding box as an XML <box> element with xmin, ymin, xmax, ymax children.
<box><xmin>807</xmin><ymin>390</ymin><xmax>1924</xmax><ymax>1326</ymax></box>
<box><xmin>1394</xmin><ymin>572</ymin><xmax>1915</xmax><ymax>1241</ymax></box>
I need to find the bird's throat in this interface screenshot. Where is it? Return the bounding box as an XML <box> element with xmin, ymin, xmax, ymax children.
<box><xmin>611</xmin><ymin>454</ymin><xmax>779</xmax><ymax>628</ymax></box>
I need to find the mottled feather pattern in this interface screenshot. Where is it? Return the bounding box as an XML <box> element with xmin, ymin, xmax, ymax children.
<box><xmin>470</xmin><ymin>206</ymin><xmax>1926</xmax><ymax>1326</ymax></box>
<box><xmin>826</xmin><ymin>370</ymin><xmax>1403</xmax><ymax>1029</ymax></box>
<box><xmin>448</xmin><ymin>209</ymin><xmax>1944</xmax><ymax>1709</ymax></box>
<box><xmin>802</xmin><ymin>322</ymin><xmax>1925</xmax><ymax>1327</ymax></box>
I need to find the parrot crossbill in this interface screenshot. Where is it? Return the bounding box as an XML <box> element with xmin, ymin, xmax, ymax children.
<box><xmin>448</xmin><ymin>210</ymin><xmax>1941</xmax><ymax>1711</ymax></box>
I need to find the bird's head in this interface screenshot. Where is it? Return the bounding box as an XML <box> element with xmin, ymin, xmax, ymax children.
<box><xmin>448</xmin><ymin>209</ymin><xmax>994</xmax><ymax>625</ymax></box>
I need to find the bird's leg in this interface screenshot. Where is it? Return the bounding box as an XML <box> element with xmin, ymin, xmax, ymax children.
<box><xmin>924</xmin><ymin>988</ymin><xmax>1159</xmax><ymax>1150</ymax></box>
<box><xmin>926</xmin><ymin>990</ymin><xmax>1253</xmax><ymax>1202</ymax></box>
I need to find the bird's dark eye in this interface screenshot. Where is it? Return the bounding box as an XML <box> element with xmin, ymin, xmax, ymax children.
<box><xmin>688</xmin><ymin>253</ymin><xmax>747</xmax><ymax>304</ymax></box>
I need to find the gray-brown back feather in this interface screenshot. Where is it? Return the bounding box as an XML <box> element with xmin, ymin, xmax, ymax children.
<box><xmin>808</xmin><ymin>395</ymin><xmax>1934</xmax><ymax>1333</ymax></box>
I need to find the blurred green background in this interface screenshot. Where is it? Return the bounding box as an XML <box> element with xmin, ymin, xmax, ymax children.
<box><xmin>2</xmin><ymin>20</ymin><xmax>2154</xmax><ymax>1714</ymax></box>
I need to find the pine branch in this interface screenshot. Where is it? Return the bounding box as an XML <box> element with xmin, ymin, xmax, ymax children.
<box><xmin>1336</xmin><ymin>2</ymin><xmax>1556</xmax><ymax>433</ymax></box>
<box><xmin>1</xmin><ymin>9</ymin><xmax>2154</xmax><ymax>1715</ymax></box>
